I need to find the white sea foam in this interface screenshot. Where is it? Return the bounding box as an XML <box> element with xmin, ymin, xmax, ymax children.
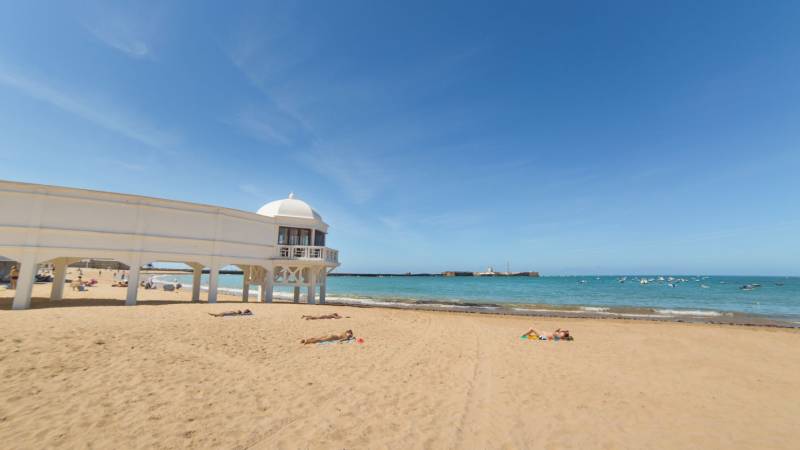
<box><xmin>655</xmin><ymin>309</ymin><xmax>723</xmax><ymax>317</ymax></box>
<box><xmin>513</xmin><ymin>307</ymin><xmax>565</xmax><ymax>313</ymax></box>
<box><xmin>327</xmin><ymin>296</ymin><xmax>415</xmax><ymax>308</ymax></box>
<box><xmin>615</xmin><ymin>313</ymin><xmax>673</xmax><ymax>318</ymax></box>
<box><xmin>512</xmin><ymin>307</ymin><xmax>598</xmax><ymax>315</ymax></box>
<box><xmin>510</xmin><ymin>307</ymin><xmax>671</xmax><ymax>319</ymax></box>
<box><xmin>148</xmin><ymin>275</ymin><xmax>742</xmax><ymax>321</ymax></box>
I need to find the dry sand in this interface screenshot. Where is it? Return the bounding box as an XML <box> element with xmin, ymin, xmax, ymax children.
<box><xmin>1</xmin><ymin>269</ymin><xmax>799</xmax><ymax>449</ymax></box>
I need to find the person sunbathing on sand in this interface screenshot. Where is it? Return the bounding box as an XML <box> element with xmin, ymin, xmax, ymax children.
<box><xmin>301</xmin><ymin>329</ymin><xmax>354</xmax><ymax>344</ymax></box>
<box><xmin>522</xmin><ymin>328</ymin><xmax>573</xmax><ymax>341</ymax></box>
<box><xmin>208</xmin><ymin>309</ymin><xmax>253</xmax><ymax>317</ymax></box>
<box><xmin>301</xmin><ymin>313</ymin><xmax>349</xmax><ymax>320</ymax></box>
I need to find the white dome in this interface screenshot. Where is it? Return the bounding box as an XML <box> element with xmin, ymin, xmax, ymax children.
<box><xmin>257</xmin><ymin>193</ymin><xmax>323</xmax><ymax>222</ymax></box>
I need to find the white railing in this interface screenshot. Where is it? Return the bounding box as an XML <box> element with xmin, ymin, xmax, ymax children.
<box><xmin>275</xmin><ymin>246</ymin><xmax>338</xmax><ymax>263</ymax></box>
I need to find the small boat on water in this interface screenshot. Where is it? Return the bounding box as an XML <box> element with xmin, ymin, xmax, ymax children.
<box><xmin>740</xmin><ymin>284</ymin><xmax>761</xmax><ymax>291</ymax></box>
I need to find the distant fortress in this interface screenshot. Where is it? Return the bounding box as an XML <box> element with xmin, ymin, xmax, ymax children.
<box><xmin>443</xmin><ymin>266</ymin><xmax>540</xmax><ymax>277</ymax></box>
<box><xmin>330</xmin><ymin>267</ymin><xmax>540</xmax><ymax>278</ymax></box>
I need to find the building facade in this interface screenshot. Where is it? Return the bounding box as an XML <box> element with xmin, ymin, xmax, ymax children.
<box><xmin>0</xmin><ymin>180</ymin><xmax>339</xmax><ymax>310</ymax></box>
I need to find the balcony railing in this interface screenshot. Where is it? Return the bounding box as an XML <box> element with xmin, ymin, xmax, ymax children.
<box><xmin>275</xmin><ymin>245</ymin><xmax>338</xmax><ymax>263</ymax></box>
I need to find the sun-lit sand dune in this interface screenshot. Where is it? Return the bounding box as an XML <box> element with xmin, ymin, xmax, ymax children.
<box><xmin>1</xmin><ymin>270</ymin><xmax>799</xmax><ymax>449</ymax></box>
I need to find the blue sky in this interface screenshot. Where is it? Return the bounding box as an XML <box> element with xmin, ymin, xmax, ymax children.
<box><xmin>1</xmin><ymin>1</ymin><xmax>799</xmax><ymax>275</ymax></box>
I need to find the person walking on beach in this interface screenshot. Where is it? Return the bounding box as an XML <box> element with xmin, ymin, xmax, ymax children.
<box><xmin>71</xmin><ymin>276</ymin><xmax>84</xmax><ymax>291</ymax></box>
<box><xmin>9</xmin><ymin>265</ymin><xmax>19</xmax><ymax>289</ymax></box>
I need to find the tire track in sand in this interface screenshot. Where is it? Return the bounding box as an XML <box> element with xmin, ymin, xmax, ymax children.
<box><xmin>452</xmin><ymin>320</ymin><xmax>488</xmax><ymax>449</ymax></box>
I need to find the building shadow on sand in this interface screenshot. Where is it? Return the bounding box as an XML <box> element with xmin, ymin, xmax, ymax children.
<box><xmin>0</xmin><ymin>297</ymin><xmax>244</xmax><ymax>310</ymax></box>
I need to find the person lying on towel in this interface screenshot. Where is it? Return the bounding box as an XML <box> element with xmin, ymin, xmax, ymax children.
<box><xmin>300</xmin><ymin>329</ymin><xmax>354</xmax><ymax>344</ymax></box>
<box><xmin>208</xmin><ymin>309</ymin><xmax>253</xmax><ymax>317</ymax></box>
<box><xmin>522</xmin><ymin>328</ymin><xmax>573</xmax><ymax>341</ymax></box>
<box><xmin>301</xmin><ymin>312</ymin><xmax>349</xmax><ymax>320</ymax></box>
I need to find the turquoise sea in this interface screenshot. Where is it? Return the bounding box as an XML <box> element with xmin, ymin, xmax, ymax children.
<box><xmin>155</xmin><ymin>273</ymin><xmax>800</xmax><ymax>324</ymax></box>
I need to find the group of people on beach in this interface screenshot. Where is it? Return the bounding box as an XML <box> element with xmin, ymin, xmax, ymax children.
<box><xmin>207</xmin><ymin>305</ymin><xmax>572</xmax><ymax>344</ymax></box>
<box><xmin>70</xmin><ymin>276</ymin><xmax>98</xmax><ymax>291</ymax></box>
<box><xmin>206</xmin><ymin>308</ymin><xmax>358</xmax><ymax>344</ymax></box>
<box><xmin>299</xmin><ymin>313</ymin><xmax>354</xmax><ymax>343</ymax></box>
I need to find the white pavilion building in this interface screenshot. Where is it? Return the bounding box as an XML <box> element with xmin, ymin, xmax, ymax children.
<box><xmin>0</xmin><ymin>180</ymin><xmax>339</xmax><ymax>310</ymax></box>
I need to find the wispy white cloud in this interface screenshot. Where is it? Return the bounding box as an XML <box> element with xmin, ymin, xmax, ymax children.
<box><xmin>231</xmin><ymin>107</ymin><xmax>313</xmax><ymax>148</ymax></box>
<box><xmin>80</xmin><ymin>3</ymin><xmax>164</xmax><ymax>60</ymax></box>
<box><xmin>86</xmin><ymin>25</ymin><xmax>151</xmax><ymax>59</ymax></box>
<box><xmin>556</xmin><ymin>219</ymin><xmax>800</xmax><ymax>257</ymax></box>
<box><xmin>0</xmin><ymin>65</ymin><xmax>177</xmax><ymax>149</ymax></box>
<box><xmin>419</xmin><ymin>211</ymin><xmax>484</xmax><ymax>228</ymax></box>
<box><xmin>223</xmin><ymin>15</ymin><xmax>493</xmax><ymax>206</ymax></box>
<box><xmin>298</xmin><ymin>148</ymin><xmax>391</xmax><ymax>204</ymax></box>
<box><xmin>234</xmin><ymin>111</ymin><xmax>291</xmax><ymax>146</ymax></box>
<box><xmin>238</xmin><ymin>183</ymin><xmax>264</xmax><ymax>197</ymax></box>
<box><xmin>112</xmin><ymin>160</ymin><xmax>146</xmax><ymax>171</ymax></box>
<box><xmin>226</xmin><ymin>27</ymin><xmax>319</xmax><ymax>149</ymax></box>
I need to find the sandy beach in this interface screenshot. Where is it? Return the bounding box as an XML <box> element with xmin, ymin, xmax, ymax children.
<box><xmin>1</xmin><ymin>269</ymin><xmax>799</xmax><ymax>449</ymax></box>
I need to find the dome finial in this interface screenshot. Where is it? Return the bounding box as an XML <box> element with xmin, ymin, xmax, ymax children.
<box><xmin>288</xmin><ymin>192</ymin><xmax>295</xmax><ymax>199</ymax></box>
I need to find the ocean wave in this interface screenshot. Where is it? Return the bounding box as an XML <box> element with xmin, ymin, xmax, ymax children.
<box><xmin>614</xmin><ymin>312</ymin><xmax>673</xmax><ymax>319</ymax></box>
<box><xmin>328</xmin><ymin>296</ymin><xmax>477</xmax><ymax>310</ymax></box>
<box><xmin>146</xmin><ymin>275</ymin><xmax>745</xmax><ymax>321</ymax></box>
<box><xmin>654</xmin><ymin>309</ymin><xmax>724</xmax><ymax>317</ymax></box>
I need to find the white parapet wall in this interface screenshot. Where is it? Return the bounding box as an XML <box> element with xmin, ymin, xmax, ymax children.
<box><xmin>0</xmin><ymin>180</ymin><xmax>339</xmax><ymax>309</ymax></box>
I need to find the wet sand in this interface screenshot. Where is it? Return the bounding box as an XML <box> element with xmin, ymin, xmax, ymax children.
<box><xmin>1</xmin><ymin>269</ymin><xmax>799</xmax><ymax>449</ymax></box>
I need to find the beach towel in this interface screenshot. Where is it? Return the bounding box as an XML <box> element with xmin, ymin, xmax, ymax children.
<box><xmin>521</xmin><ymin>335</ymin><xmax>554</xmax><ymax>341</ymax></box>
<box><xmin>317</xmin><ymin>337</ymin><xmax>358</xmax><ymax>346</ymax></box>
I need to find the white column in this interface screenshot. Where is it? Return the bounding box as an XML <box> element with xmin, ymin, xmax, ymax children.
<box><xmin>319</xmin><ymin>270</ymin><xmax>327</xmax><ymax>304</ymax></box>
<box><xmin>293</xmin><ymin>286</ymin><xmax>300</xmax><ymax>303</ymax></box>
<box><xmin>260</xmin><ymin>269</ymin><xmax>273</xmax><ymax>303</ymax></box>
<box><xmin>241</xmin><ymin>267</ymin><xmax>249</xmax><ymax>303</ymax></box>
<box><xmin>50</xmin><ymin>258</ymin><xmax>66</xmax><ymax>301</ymax></box>
<box><xmin>208</xmin><ymin>265</ymin><xmax>219</xmax><ymax>304</ymax></box>
<box><xmin>126</xmin><ymin>262</ymin><xmax>141</xmax><ymax>306</ymax></box>
<box><xmin>307</xmin><ymin>269</ymin><xmax>316</xmax><ymax>304</ymax></box>
<box><xmin>191</xmin><ymin>265</ymin><xmax>202</xmax><ymax>302</ymax></box>
<box><xmin>12</xmin><ymin>252</ymin><xmax>37</xmax><ymax>310</ymax></box>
